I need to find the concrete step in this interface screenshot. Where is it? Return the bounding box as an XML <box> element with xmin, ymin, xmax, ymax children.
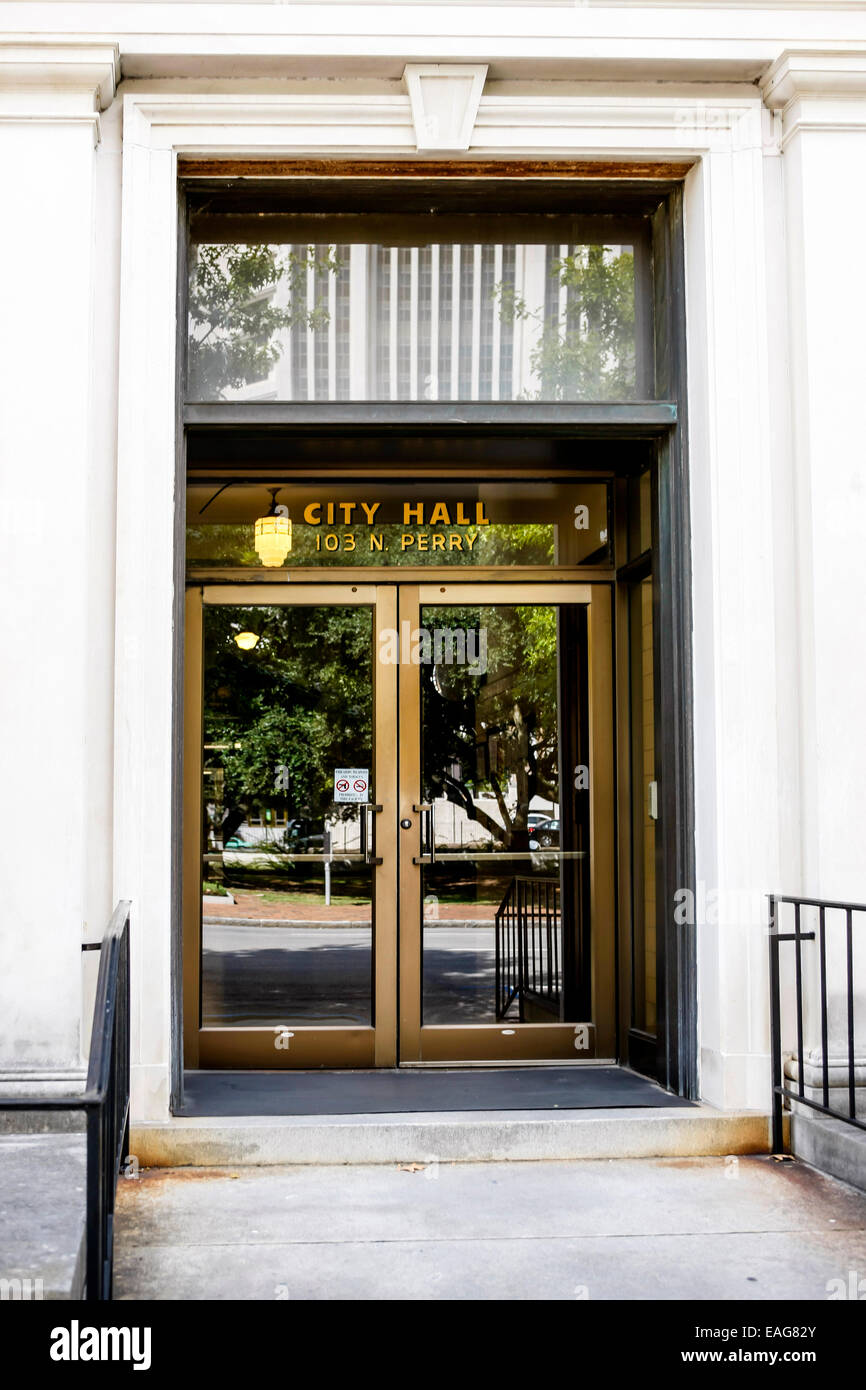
<box><xmin>791</xmin><ymin>1108</ymin><xmax>866</xmax><ymax>1194</ymax></box>
<box><xmin>131</xmin><ymin>1104</ymin><xmax>775</xmax><ymax>1168</ymax></box>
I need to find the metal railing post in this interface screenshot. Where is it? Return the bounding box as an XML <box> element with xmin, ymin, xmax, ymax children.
<box><xmin>768</xmin><ymin>894</ymin><xmax>784</xmax><ymax>1154</ymax></box>
<box><xmin>767</xmin><ymin>891</ymin><xmax>864</xmax><ymax>1145</ymax></box>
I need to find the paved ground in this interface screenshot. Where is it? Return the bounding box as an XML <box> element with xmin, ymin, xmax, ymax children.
<box><xmin>0</xmin><ymin>1132</ymin><xmax>86</xmax><ymax>1298</ymax></box>
<box><xmin>114</xmin><ymin>1154</ymin><xmax>866</xmax><ymax>1301</ymax></box>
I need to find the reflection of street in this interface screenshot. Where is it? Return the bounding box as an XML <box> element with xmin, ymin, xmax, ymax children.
<box><xmin>423</xmin><ymin>928</ymin><xmax>496</xmax><ymax>1023</ymax></box>
<box><xmin>203</xmin><ymin>924</ymin><xmax>372</xmax><ymax>1026</ymax></box>
<box><xmin>201</xmin><ymin>923</ymin><xmax>499</xmax><ymax>1027</ymax></box>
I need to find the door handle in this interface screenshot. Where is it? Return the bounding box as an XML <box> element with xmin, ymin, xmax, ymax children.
<box><xmin>412</xmin><ymin>802</ymin><xmax>435</xmax><ymax>865</ymax></box>
<box><xmin>360</xmin><ymin>802</ymin><xmax>383</xmax><ymax>866</ymax></box>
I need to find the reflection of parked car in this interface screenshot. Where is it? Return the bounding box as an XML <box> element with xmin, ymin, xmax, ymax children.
<box><xmin>223</xmin><ymin>836</ymin><xmax>250</xmax><ymax>850</ymax></box>
<box><xmin>527</xmin><ymin>811</ymin><xmax>553</xmax><ymax>830</ymax></box>
<box><xmin>282</xmin><ymin>820</ymin><xmax>325</xmax><ymax>853</ymax></box>
<box><xmin>529</xmin><ymin>818</ymin><xmax>560</xmax><ymax>849</ymax></box>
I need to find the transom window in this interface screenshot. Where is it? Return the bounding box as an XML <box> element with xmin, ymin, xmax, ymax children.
<box><xmin>187</xmin><ymin>212</ymin><xmax>651</xmax><ymax>404</ymax></box>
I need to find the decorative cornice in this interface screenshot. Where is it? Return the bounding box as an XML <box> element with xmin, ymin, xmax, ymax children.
<box><xmin>762</xmin><ymin>49</ymin><xmax>866</xmax><ymax>108</ymax></box>
<box><xmin>0</xmin><ymin>42</ymin><xmax>119</xmax><ymax>108</ymax></box>
<box><xmin>126</xmin><ymin>84</ymin><xmax>765</xmax><ymax>162</ymax></box>
<box><xmin>761</xmin><ymin>49</ymin><xmax>866</xmax><ymax>145</ymax></box>
<box><xmin>0</xmin><ymin>42</ymin><xmax>119</xmax><ymax>143</ymax></box>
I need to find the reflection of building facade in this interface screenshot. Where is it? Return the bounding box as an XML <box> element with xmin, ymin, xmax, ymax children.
<box><xmin>0</xmin><ymin>6</ymin><xmax>864</xmax><ymax>1162</ymax></box>
<box><xmin>216</xmin><ymin>241</ymin><xmax>633</xmax><ymax>403</ymax></box>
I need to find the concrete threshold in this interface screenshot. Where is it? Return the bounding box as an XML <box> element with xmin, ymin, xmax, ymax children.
<box><xmin>130</xmin><ymin>1104</ymin><xmax>774</xmax><ymax>1168</ymax></box>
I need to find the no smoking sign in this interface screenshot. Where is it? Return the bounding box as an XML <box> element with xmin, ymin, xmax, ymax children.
<box><xmin>334</xmin><ymin>767</ymin><xmax>370</xmax><ymax>803</ymax></box>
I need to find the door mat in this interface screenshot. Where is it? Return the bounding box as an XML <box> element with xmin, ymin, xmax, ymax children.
<box><xmin>180</xmin><ymin>1066</ymin><xmax>694</xmax><ymax>1116</ymax></box>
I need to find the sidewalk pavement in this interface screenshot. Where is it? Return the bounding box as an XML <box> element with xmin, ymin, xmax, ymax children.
<box><xmin>114</xmin><ymin>1154</ymin><xmax>866</xmax><ymax>1301</ymax></box>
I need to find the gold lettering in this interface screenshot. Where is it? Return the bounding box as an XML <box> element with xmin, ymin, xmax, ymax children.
<box><xmin>465</xmin><ymin>531</ymin><xmax>478</xmax><ymax>550</ymax></box>
<box><xmin>417</xmin><ymin>534</ymin><xmax>429</xmax><ymax>551</ymax></box>
<box><xmin>326</xmin><ymin>503</ymin><xmax>335</xmax><ymax>525</ymax></box>
<box><xmin>429</xmin><ymin>502</ymin><xmax>450</xmax><ymax>525</ymax></box>
<box><xmin>476</xmin><ymin>502</ymin><xmax>490</xmax><ymax>525</ymax></box>
<box><xmin>369</xmin><ymin>532</ymin><xmax>384</xmax><ymax>551</ymax></box>
<box><xmin>304</xmin><ymin>503</ymin><xmax>321</xmax><ymax>525</ymax></box>
<box><xmin>448</xmin><ymin>535</ymin><xmax>463</xmax><ymax>551</ymax></box>
<box><xmin>432</xmin><ymin>535</ymin><xmax>446</xmax><ymax>551</ymax></box>
<box><xmin>401</xmin><ymin>534</ymin><xmax>416</xmax><ymax>549</ymax></box>
<box><xmin>343</xmin><ymin>532</ymin><xmax>356</xmax><ymax>551</ymax></box>
<box><xmin>340</xmin><ymin>503</ymin><xmax>355</xmax><ymax>524</ymax></box>
<box><xmin>455</xmin><ymin>503</ymin><xmax>470</xmax><ymax>525</ymax></box>
<box><xmin>361</xmin><ymin>503</ymin><xmax>380</xmax><ymax>525</ymax></box>
<box><xmin>404</xmin><ymin>503</ymin><xmax>424</xmax><ymax>525</ymax></box>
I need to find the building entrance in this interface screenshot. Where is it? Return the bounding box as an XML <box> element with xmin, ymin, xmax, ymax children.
<box><xmin>176</xmin><ymin>170</ymin><xmax>695</xmax><ymax>1094</ymax></box>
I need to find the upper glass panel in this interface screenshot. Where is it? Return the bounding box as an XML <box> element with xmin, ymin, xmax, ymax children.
<box><xmin>187</xmin><ymin>216</ymin><xmax>639</xmax><ymax>403</ymax></box>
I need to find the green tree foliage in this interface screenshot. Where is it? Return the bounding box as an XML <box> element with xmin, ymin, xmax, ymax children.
<box><xmin>202</xmin><ymin>602</ymin><xmax>560</xmax><ymax>855</ymax></box>
<box><xmin>188</xmin><ymin>243</ymin><xmax>339</xmax><ymax>398</ymax></box>
<box><xmin>494</xmin><ymin>244</ymin><xmax>635</xmax><ymax>399</ymax></box>
<box><xmin>203</xmin><ymin>604</ymin><xmax>372</xmax><ymax>845</ymax></box>
<box><xmin>186</xmin><ymin>518</ymin><xmax>554</xmax><ymax>569</ymax></box>
<box><xmin>420</xmin><ymin>604</ymin><xmax>559</xmax><ymax>849</ymax></box>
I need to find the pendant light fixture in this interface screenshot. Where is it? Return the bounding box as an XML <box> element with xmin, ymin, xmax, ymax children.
<box><xmin>254</xmin><ymin>487</ymin><xmax>292</xmax><ymax>567</ymax></box>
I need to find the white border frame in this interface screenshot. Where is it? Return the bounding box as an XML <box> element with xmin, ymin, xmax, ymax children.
<box><xmin>116</xmin><ymin>81</ymin><xmax>784</xmax><ymax>1120</ymax></box>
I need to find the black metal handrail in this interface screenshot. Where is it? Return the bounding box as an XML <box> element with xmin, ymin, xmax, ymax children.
<box><xmin>495</xmin><ymin>877</ymin><xmax>561</xmax><ymax>1020</ymax></box>
<box><xmin>0</xmin><ymin>900</ymin><xmax>131</xmax><ymax>1300</ymax></box>
<box><xmin>769</xmin><ymin>892</ymin><xmax>864</xmax><ymax>1154</ymax></box>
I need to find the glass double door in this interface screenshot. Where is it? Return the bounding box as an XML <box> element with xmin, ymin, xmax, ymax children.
<box><xmin>183</xmin><ymin>582</ymin><xmax>614</xmax><ymax>1068</ymax></box>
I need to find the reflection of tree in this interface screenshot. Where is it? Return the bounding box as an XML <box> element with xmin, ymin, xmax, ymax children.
<box><xmin>186</xmin><ymin>519</ymin><xmax>554</xmax><ymax>569</ymax></box>
<box><xmin>494</xmin><ymin>245</ymin><xmax>635</xmax><ymax>399</ymax></box>
<box><xmin>421</xmin><ymin>605</ymin><xmax>559</xmax><ymax>850</ymax></box>
<box><xmin>202</xmin><ymin>602</ymin><xmax>559</xmax><ymax>856</ymax></box>
<box><xmin>188</xmin><ymin>243</ymin><xmax>340</xmax><ymax>399</ymax></box>
<box><xmin>204</xmin><ymin>605</ymin><xmax>372</xmax><ymax>845</ymax></box>
<box><xmin>188</xmin><ymin>240</ymin><xmax>633</xmax><ymax>401</ymax></box>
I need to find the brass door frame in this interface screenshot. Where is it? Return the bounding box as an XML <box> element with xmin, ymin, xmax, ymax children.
<box><xmin>397</xmin><ymin>582</ymin><xmax>616</xmax><ymax>1065</ymax></box>
<box><xmin>183</xmin><ymin>583</ymin><xmax>398</xmax><ymax>1068</ymax></box>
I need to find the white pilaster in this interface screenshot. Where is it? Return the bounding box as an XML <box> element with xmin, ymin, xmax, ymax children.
<box><xmin>0</xmin><ymin>42</ymin><xmax>119</xmax><ymax>1091</ymax></box>
<box><xmin>762</xmin><ymin>50</ymin><xmax>866</xmax><ymax>1076</ymax></box>
<box><xmin>684</xmin><ymin>102</ymin><xmax>784</xmax><ymax>1110</ymax></box>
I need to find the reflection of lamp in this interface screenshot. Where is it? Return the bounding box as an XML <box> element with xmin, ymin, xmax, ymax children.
<box><xmin>234</xmin><ymin>632</ymin><xmax>259</xmax><ymax>650</ymax></box>
<box><xmin>254</xmin><ymin>487</ymin><xmax>292</xmax><ymax>567</ymax></box>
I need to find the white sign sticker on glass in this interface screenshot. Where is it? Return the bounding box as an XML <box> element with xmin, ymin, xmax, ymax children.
<box><xmin>334</xmin><ymin>768</ymin><xmax>370</xmax><ymax>803</ymax></box>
